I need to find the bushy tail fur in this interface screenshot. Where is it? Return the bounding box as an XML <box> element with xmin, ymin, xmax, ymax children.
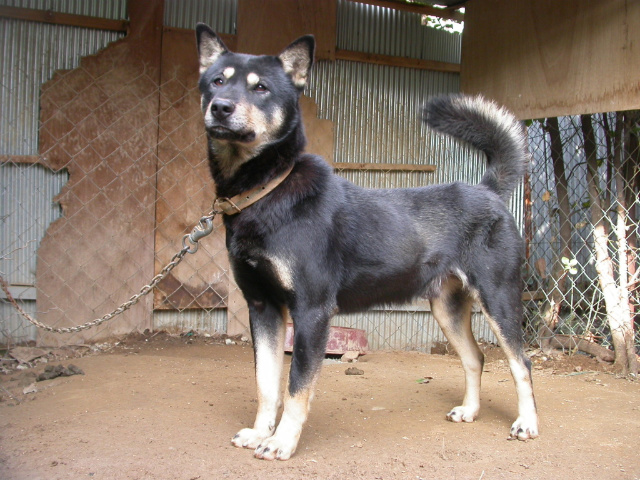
<box><xmin>422</xmin><ymin>94</ymin><xmax>528</xmax><ymax>202</ymax></box>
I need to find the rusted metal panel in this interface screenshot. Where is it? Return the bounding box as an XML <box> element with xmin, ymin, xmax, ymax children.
<box><xmin>284</xmin><ymin>324</ymin><xmax>369</xmax><ymax>355</ymax></box>
<box><xmin>0</xmin><ymin>19</ymin><xmax>123</xmax><ymax>156</ymax></box>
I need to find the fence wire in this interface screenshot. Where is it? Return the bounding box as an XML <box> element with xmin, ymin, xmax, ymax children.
<box><xmin>1</xmin><ymin>13</ymin><xmax>638</xmax><ymax>358</ymax></box>
<box><xmin>524</xmin><ymin>113</ymin><xmax>640</xmax><ymax>355</ymax></box>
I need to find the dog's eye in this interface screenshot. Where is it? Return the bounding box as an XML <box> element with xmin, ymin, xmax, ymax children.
<box><xmin>254</xmin><ymin>83</ymin><xmax>268</xmax><ymax>93</ymax></box>
<box><xmin>213</xmin><ymin>78</ymin><xmax>224</xmax><ymax>86</ymax></box>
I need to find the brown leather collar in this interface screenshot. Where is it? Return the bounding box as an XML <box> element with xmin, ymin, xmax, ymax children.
<box><xmin>214</xmin><ymin>164</ymin><xmax>294</xmax><ymax>215</ymax></box>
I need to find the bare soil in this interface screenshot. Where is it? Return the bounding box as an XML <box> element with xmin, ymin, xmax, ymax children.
<box><xmin>1</xmin><ymin>333</ymin><xmax>639</xmax><ymax>480</ymax></box>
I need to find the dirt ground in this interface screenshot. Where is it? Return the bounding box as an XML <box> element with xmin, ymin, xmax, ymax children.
<box><xmin>1</xmin><ymin>333</ymin><xmax>638</xmax><ymax>480</ymax></box>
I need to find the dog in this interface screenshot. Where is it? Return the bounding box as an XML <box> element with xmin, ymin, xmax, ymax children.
<box><xmin>195</xmin><ymin>23</ymin><xmax>539</xmax><ymax>461</ymax></box>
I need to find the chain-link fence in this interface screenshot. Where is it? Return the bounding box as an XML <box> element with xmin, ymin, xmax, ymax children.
<box><xmin>0</xmin><ymin>18</ymin><xmax>238</xmax><ymax>347</ymax></box>
<box><xmin>524</xmin><ymin>112</ymin><xmax>640</xmax><ymax>362</ymax></box>
<box><xmin>3</xmin><ymin>6</ymin><xmax>480</xmax><ymax>352</ymax></box>
<box><xmin>3</xmin><ymin>76</ymin><xmax>639</xmax><ymax>356</ymax></box>
<box><xmin>2</xmin><ymin>6</ymin><xmax>638</xmax><ymax>359</ymax></box>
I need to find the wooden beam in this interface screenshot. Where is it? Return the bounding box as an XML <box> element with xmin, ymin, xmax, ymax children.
<box><xmin>355</xmin><ymin>0</ymin><xmax>464</xmax><ymax>22</ymax></box>
<box><xmin>336</xmin><ymin>48</ymin><xmax>460</xmax><ymax>73</ymax></box>
<box><xmin>333</xmin><ymin>162</ymin><xmax>437</xmax><ymax>172</ymax></box>
<box><xmin>0</xmin><ymin>155</ymin><xmax>40</xmax><ymax>165</ymax></box>
<box><xmin>0</xmin><ymin>5</ymin><xmax>129</xmax><ymax>32</ymax></box>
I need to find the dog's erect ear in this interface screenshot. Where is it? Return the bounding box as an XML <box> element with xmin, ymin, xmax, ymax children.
<box><xmin>196</xmin><ymin>23</ymin><xmax>229</xmax><ymax>75</ymax></box>
<box><xmin>278</xmin><ymin>35</ymin><xmax>315</xmax><ymax>90</ymax></box>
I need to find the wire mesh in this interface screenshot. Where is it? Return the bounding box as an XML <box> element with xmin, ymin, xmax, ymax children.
<box><xmin>524</xmin><ymin>113</ymin><xmax>640</xmax><ymax>356</ymax></box>
<box><xmin>1</xmin><ymin>1</ymin><xmax>637</xmax><ymax>359</ymax></box>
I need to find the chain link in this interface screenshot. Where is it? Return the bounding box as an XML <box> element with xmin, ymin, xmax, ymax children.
<box><xmin>0</xmin><ymin>212</ymin><xmax>218</xmax><ymax>334</ymax></box>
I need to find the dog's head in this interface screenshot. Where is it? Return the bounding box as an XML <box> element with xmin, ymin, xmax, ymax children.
<box><xmin>196</xmin><ymin>24</ymin><xmax>314</xmax><ymax>175</ymax></box>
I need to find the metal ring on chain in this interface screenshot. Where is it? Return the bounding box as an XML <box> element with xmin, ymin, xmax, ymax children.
<box><xmin>0</xmin><ymin>212</ymin><xmax>217</xmax><ymax>334</ymax></box>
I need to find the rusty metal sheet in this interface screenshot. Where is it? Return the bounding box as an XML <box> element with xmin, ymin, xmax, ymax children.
<box><xmin>284</xmin><ymin>323</ymin><xmax>369</xmax><ymax>355</ymax></box>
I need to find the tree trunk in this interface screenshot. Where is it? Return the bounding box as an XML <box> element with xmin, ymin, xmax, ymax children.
<box><xmin>538</xmin><ymin>118</ymin><xmax>573</xmax><ymax>352</ymax></box>
<box><xmin>581</xmin><ymin>114</ymin><xmax>636</xmax><ymax>375</ymax></box>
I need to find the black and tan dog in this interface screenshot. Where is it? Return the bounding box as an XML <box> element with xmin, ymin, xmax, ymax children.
<box><xmin>195</xmin><ymin>23</ymin><xmax>539</xmax><ymax>460</ymax></box>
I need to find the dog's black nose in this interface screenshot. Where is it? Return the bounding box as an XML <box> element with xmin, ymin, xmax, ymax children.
<box><xmin>211</xmin><ymin>99</ymin><xmax>235</xmax><ymax>120</ymax></box>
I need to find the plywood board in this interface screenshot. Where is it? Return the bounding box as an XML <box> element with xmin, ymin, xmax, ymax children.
<box><xmin>237</xmin><ymin>0</ymin><xmax>336</xmax><ymax>59</ymax></box>
<box><xmin>300</xmin><ymin>95</ymin><xmax>334</xmax><ymax>162</ymax></box>
<box><xmin>154</xmin><ymin>28</ymin><xmax>229</xmax><ymax>311</ymax></box>
<box><xmin>36</xmin><ymin>0</ymin><xmax>163</xmax><ymax>346</ymax></box>
<box><xmin>461</xmin><ymin>0</ymin><xmax>640</xmax><ymax>119</ymax></box>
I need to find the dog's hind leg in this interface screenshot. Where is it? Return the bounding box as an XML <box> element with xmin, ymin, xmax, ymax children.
<box><xmin>431</xmin><ymin>278</ymin><xmax>484</xmax><ymax>423</ymax></box>
<box><xmin>254</xmin><ymin>306</ymin><xmax>331</xmax><ymax>460</ymax></box>
<box><xmin>482</xmin><ymin>306</ymin><xmax>539</xmax><ymax>440</ymax></box>
<box><xmin>232</xmin><ymin>302</ymin><xmax>287</xmax><ymax>450</ymax></box>
<box><xmin>477</xmin><ymin>281</ymin><xmax>539</xmax><ymax>440</ymax></box>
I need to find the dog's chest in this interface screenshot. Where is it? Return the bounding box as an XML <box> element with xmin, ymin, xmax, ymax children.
<box><xmin>231</xmin><ymin>237</ymin><xmax>296</xmax><ymax>293</ymax></box>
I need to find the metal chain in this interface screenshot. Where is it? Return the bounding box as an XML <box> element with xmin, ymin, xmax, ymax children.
<box><xmin>0</xmin><ymin>211</ymin><xmax>218</xmax><ymax>334</ymax></box>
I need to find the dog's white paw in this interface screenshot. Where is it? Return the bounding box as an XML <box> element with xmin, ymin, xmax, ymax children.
<box><xmin>253</xmin><ymin>434</ymin><xmax>298</xmax><ymax>461</ymax></box>
<box><xmin>232</xmin><ymin>428</ymin><xmax>271</xmax><ymax>450</ymax></box>
<box><xmin>446</xmin><ymin>405</ymin><xmax>479</xmax><ymax>423</ymax></box>
<box><xmin>509</xmin><ymin>415</ymin><xmax>539</xmax><ymax>441</ymax></box>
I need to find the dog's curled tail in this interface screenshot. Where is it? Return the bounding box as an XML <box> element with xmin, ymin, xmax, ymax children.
<box><xmin>422</xmin><ymin>94</ymin><xmax>528</xmax><ymax>202</ymax></box>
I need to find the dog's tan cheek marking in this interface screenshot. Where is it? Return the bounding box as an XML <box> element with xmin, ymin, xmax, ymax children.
<box><xmin>269</xmin><ymin>107</ymin><xmax>285</xmax><ymax>136</ymax></box>
<box><xmin>223</xmin><ymin>67</ymin><xmax>235</xmax><ymax>79</ymax></box>
<box><xmin>247</xmin><ymin>104</ymin><xmax>269</xmax><ymax>142</ymax></box>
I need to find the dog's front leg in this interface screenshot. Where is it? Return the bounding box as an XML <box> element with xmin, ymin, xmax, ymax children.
<box><xmin>254</xmin><ymin>309</ymin><xmax>330</xmax><ymax>460</ymax></box>
<box><xmin>232</xmin><ymin>302</ymin><xmax>287</xmax><ymax>450</ymax></box>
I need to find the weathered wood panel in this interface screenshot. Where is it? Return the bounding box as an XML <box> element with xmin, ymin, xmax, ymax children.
<box><xmin>237</xmin><ymin>0</ymin><xmax>337</xmax><ymax>60</ymax></box>
<box><xmin>154</xmin><ymin>27</ymin><xmax>229</xmax><ymax>311</ymax></box>
<box><xmin>300</xmin><ymin>95</ymin><xmax>334</xmax><ymax>163</ymax></box>
<box><xmin>461</xmin><ymin>0</ymin><xmax>640</xmax><ymax>119</ymax></box>
<box><xmin>36</xmin><ymin>0</ymin><xmax>163</xmax><ymax>346</ymax></box>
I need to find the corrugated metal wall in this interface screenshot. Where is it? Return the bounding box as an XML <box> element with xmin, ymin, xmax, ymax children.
<box><xmin>306</xmin><ymin>1</ymin><xmax>499</xmax><ymax>347</ymax></box>
<box><xmin>336</xmin><ymin>0</ymin><xmax>461</xmax><ymax>63</ymax></box>
<box><xmin>0</xmin><ymin>0</ymin><xmax>126</xmax><ymax>343</ymax></box>
<box><xmin>0</xmin><ymin>164</ymin><xmax>68</xmax><ymax>285</ymax></box>
<box><xmin>157</xmin><ymin>0</ymin><xmax>497</xmax><ymax>348</ymax></box>
<box><xmin>0</xmin><ymin>21</ymin><xmax>124</xmax><ymax>155</ymax></box>
<box><xmin>1</xmin><ymin>0</ymin><xmax>512</xmax><ymax>348</ymax></box>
